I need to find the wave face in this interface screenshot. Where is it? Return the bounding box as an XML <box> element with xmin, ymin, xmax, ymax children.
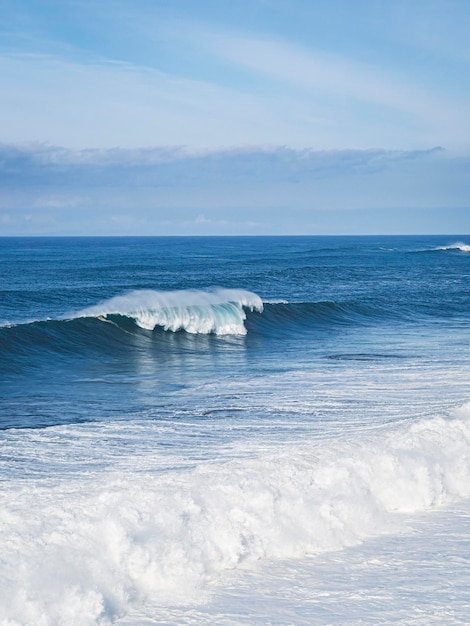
<box><xmin>0</xmin><ymin>295</ymin><xmax>391</xmax><ymax>365</ymax></box>
<box><xmin>254</xmin><ymin>299</ymin><xmax>391</xmax><ymax>330</ymax></box>
<box><xmin>0</xmin><ymin>293</ymin><xmax>463</xmax><ymax>369</ymax></box>
<box><xmin>0</xmin><ymin>297</ymin><xmax>419</xmax><ymax>382</ymax></box>
<box><xmin>0</xmin><ymin>298</ymin><xmax>384</xmax><ymax>345</ymax></box>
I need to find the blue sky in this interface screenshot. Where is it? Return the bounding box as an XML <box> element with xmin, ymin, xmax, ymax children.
<box><xmin>1</xmin><ymin>0</ymin><xmax>469</xmax><ymax>235</ymax></box>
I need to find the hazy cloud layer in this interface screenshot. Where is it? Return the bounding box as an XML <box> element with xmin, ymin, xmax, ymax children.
<box><xmin>1</xmin><ymin>143</ymin><xmax>468</xmax><ymax>236</ymax></box>
<box><xmin>0</xmin><ymin>143</ymin><xmax>445</xmax><ymax>185</ymax></box>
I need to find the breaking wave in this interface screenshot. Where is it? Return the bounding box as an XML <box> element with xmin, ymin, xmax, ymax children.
<box><xmin>77</xmin><ymin>288</ymin><xmax>263</xmax><ymax>335</ymax></box>
<box><xmin>0</xmin><ymin>286</ymin><xmax>461</xmax><ymax>367</ymax></box>
<box><xmin>1</xmin><ymin>403</ymin><xmax>469</xmax><ymax>624</ymax></box>
<box><xmin>433</xmin><ymin>242</ymin><xmax>470</xmax><ymax>253</ymax></box>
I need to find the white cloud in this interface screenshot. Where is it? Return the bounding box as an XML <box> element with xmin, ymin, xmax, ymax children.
<box><xmin>0</xmin><ymin>53</ymin><xmax>279</xmax><ymax>149</ymax></box>
<box><xmin>0</xmin><ymin>42</ymin><xmax>467</xmax><ymax>152</ymax></box>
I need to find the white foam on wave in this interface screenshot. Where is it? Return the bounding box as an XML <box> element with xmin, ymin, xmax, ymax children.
<box><xmin>434</xmin><ymin>242</ymin><xmax>470</xmax><ymax>253</ymax></box>
<box><xmin>77</xmin><ymin>288</ymin><xmax>264</xmax><ymax>335</ymax></box>
<box><xmin>1</xmin><ymin>404</ymin><xmax>470</xmax><ymax>625</ymax></box>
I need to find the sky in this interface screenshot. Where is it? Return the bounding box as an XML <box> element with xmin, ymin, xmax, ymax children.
<box><xmin>0</xmin><ymin>0</ymin><xmax>469</xmax><ymax>235</ymax></box>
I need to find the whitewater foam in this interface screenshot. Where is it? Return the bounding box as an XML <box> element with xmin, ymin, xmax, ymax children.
<box><xmin>435</xmin><ymin>242</ymin><xmax>470</xmax><ymax>253</ymax></box>
<box><xmin>1</xmin><ymin>403</ymin><xmax>470</xmax><ymax>625</ymax></box>
<box><xmin>77</xmin><ymin>288</ymin><xmax>263</xmax><ymax>335</ymax></box>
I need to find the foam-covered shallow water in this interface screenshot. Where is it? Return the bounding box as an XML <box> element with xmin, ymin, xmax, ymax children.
<box><xmin>149</xmin><ymin>499</ymin><xmax>470</xmax><ymax>626</ymax></box>
<box><xmin>1</xmin><ymin>235</ymin><xmax>470</xmax><ymax>625</ymax></box>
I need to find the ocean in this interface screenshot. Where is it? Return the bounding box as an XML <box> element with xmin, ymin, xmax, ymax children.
<box><xmin>1</xmin><ymin>235</ymin><xmax>470</xmax><ymax>625</ymax></box>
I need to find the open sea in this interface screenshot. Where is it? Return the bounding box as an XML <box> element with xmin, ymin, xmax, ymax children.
<box><xmin>1</xmin><ymin>235</ymin><xmax>470</xmax><ymax>626</ymax></box>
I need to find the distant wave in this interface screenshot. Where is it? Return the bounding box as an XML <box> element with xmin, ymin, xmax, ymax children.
<box><xmin>415</xmin><ymin>242</ymin><xmax>470</xmax><ymax>254</ymax></box>
<box><xmin>434</xmin><ymin>242</ymin><xmax>470</xmax><ymax>253</ymax></box>
<box><xmin>408</xmin><ymin>241</ymin><xmax>470</xmax><ymax>255</ymax></box>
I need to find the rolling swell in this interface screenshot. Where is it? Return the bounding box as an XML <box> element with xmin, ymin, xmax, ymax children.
<box><xmin>248</xmin><ymin>300</ymin><xmax>387</xmax><ymax>335</ymax></box>
<box><xmin>0</xmin><ymin>294</ymin><xmax>404</xmax><ymax>369</ymax></box>
<box><xmin>0</xmin><ymin>288</ymin><xmax>261</xmax><ymax>363</ymax></box>
<box><xmin>0</xmin><ymin>317</ymin><xmax>134</xmax><ymax>361</ymax></box>
<box><xmin>0</xmin><ymin>290</ymin><xmax>454</xmax><ymax>363</ymax></box>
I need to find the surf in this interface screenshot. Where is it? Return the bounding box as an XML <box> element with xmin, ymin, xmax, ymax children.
<box><xmin>1</xmin><ymin>403</ymin><xmax>469</xmax><ymax>625</ymax></box>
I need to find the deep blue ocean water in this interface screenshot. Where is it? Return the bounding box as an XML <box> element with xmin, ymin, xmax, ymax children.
<box><xmin>1</xmin><ymin>235</ymin><xmax>470</xmax><ymax>625</ymax></box>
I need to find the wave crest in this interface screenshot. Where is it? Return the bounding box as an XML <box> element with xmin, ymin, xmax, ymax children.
<box><xmin>78</xmin><ymin>288</ymin><xmax>263</xmax><ymax>335</ymax></box>
<box><xmin>434</xmin><ymin>242</ymin><xmax>470</xmax><ymax>253</ymax></box>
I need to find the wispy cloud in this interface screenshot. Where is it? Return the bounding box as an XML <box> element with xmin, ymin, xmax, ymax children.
<box><xmin>0</xmin><ymin>41</ymin><xmax>466</xmax><ymax>152</ymax></box>
<box><xmin>0</xmin><ymin>52</ymin><xmax>278</xmax><ymax>149</ymax></box>
<box><xmin>199</xmin><ymin>30</ymin><xmax>469</xmax><ymax>147</ymax></box>
<box><xmin>2</xmin><ymin>1</ymin><xmax>470</xmax><ymax>152</ymax></box>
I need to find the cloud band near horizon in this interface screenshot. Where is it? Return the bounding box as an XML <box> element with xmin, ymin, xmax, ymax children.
<box><xmin>0</xmin><ymin>142</ymin><xmax>469</xmax><ymax>236</ymax></box>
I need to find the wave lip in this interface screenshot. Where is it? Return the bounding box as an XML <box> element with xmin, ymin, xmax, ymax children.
<box><xmin>77</xmin><ymin>288</ymin><xmax>264</xmax><ymax>335</ymax></box>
